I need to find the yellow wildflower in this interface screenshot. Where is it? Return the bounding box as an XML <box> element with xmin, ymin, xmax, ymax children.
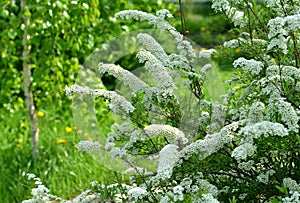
<box><xmin>17</xmin><ymin>143</ymin><xmax>21</xmax><ymax>148</ymax></box>
<box><xmin>201</xmin><ymin>47</ymin><xmax>208</xmax><ymax>51</ymax></box>
<box><xmin>55</xmin><ymin>139</ymin><xmax>68</xmax><ymax>144</ymax></box>
<box><xmin>256</xmin><ymin>194</ymin><xmax>263</xmax><ymax>199</ymax></box>
<box><xmin>37</xmin><ymin>111</ymin><xmax>44</xmax><ymax>117</ymax></box>
<box><xmin>200</xmin><ymin>27</ymin><xmax>206</xmax><ymax>31</ymax></box>
<box><xmin>20</xmin><ymin>122</ymin><xmax>25</xmax><ymax>128</ymax></box>
<box><xmin>17</xmin><ymin>138</ymin><xmax>23</xmax><ymax>143</ymax></box>
<box><xmin>65</xmin><ymin>127</ymin><xmax>73</xmax><ymax>133</ymax></box>
<box><xmin>55</xmin><ymin>119</ymin><xmax>61</xmax><ymax>123</ymax></box>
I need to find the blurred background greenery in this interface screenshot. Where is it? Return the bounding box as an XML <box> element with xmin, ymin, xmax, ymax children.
<box><xmin>0</xmin><ymin>0</ymin><xmax>239</xmax><ymax>202</ymax></box>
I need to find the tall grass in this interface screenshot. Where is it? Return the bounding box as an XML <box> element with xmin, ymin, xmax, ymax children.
<box><xmin>0</xmin><ymin>102</ymin><xmax>121</xmax><ymax>202</ymax></box>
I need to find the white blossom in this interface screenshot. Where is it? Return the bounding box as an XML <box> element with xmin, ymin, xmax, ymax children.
<box><xmin>223</xmin><ymin>39</ymin><xmax>240</xmax><ymax>48</ymax></box>
<box><xmin>282</xmin><ymin>191</ymin><xmax>300</xmax><ymax>203</ymax></box>
<box><xmin>233</xmin><ymin>57</ymin><xmax>264</xmax><ymax>75</ymax></box>
<box><xmin>238</xmin><ymin>160</ymin><xmax>255</xmax><ymax>171</ymax></box>
<box><xmin>180</xmin><ymin>121</ymin><xmax>240</xmax><ymax>161</ymax></box>
<box><xmin>231</xmin><ymin>143</ymin><xmax>257</xmax><ymax>162</ymax></box>
<box><xmin>98</xmin><ymin>63</ymin><xmax>148</xmax><ymax>92</ymax></box>
<box><xmin>285</xmin><ymin>14</ymin><xmax>300</xmax><ymax>32</ymax></box>
<box><xmin>283</xmin><ymin>178</ymin><xmax>300</xmax><ymax>192</ymax></box>
<box><xmin>195</xmin><ymin>193</ymin><xmax>220</xmax><ymax>203</ymax></box>
<box><xmin>136</xmin><ymin>49</ymin><xmax>175</xmax><ymax>95</ymax></box>
<box><xmin>110</xmin><ymin>147</ymin><xmax>127</xmax><ymax>159</ymax></box>
<box><xmin>144</xmin><ymin>124</ymin><xmax>188</xmax><ymax>146</ymax></box>
<box><xmin>267</xmin><ymin>98</ymin><xmax>299</xmax><ymax>132</ymax></box>
<box><xmin>78</xmin><ymin>140</ymin><xmax>101</xmax><ymax>153</ymax></box>
<box><xmin>212</xmin><ymin>0</ymin><xmax>246</xmax><ymax>27</ymax></box>
<box><xmin>212</xmin><ymin>0</ymin><xmax>230</xmax><ymax>12</ymax></box>
<box><xmin>196</xmin><ymin>179</ymin><xmax>219</xmax><ymax>196</ymax></box>
<box><xmin>127</xmin><ymin>187</ymin><xmax>147</xmax><ymax>200</ymax></box>
<box><xmin>199</xmin><ymin>49</ymin><xmax>216</xmax><ymax>59</ymax></box>
<box><xmin>257</xmin><ymin>170</ymin><xmax>276</xmax><ymax>184</ymax></box>
<box><xmin>136</xmin><ymin>33</ymin><xmax>170</xmax><ymax>67</ymax></box>
<box><xmin>268</xmin><ymin>17</ymin><xmax>287</xmax><ymax>38</ymax></box>
<box><xmin>65</xmin><ymin>84</ymin><xmax>135</xmax><ymax>113</ymax></box>
<box><xmin>248</xmin><ymin>101</ymin><xmax>265</xmax><ymax>124</ymax></box>
<box><xmin>239</xmin><ymin>121</ymin><xmax>289</xmax><ymax>143</ymax></box>
<box><xmin>267</xmin><ymin>36</ymin><xmax>288</xmax><ymax>54</ymax></box>
<box><xmin>172</xmin><ymin>185</ymin><xmax>184</xmax><ymax>201</ymax></box>
<box><xmin>157</xmin><ymin>144</ymin><xmax>179</xmax><ymax>178</ymax></box>
<box><xmin>31</xmin><ymin>185</ymin><xmax>50</xmax><ymax>198</ymax></box>
<box><xmin>156</xmin><ymin>9</ymin><xmax>173</xmax><ymax>19</ymax></box>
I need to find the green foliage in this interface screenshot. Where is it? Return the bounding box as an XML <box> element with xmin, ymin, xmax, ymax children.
<box><xmin>0</xmin><ymin>0</ymin><xmax>168</xmax><ymax>111</ymax></box>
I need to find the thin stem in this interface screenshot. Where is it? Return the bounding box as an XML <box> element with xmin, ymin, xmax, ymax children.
<box><xmin>279</xmin><ymin>0</ymin><xmax>300</xmax><ymax>68</ymax></box>
<box><xmin>179</xmin><ymin>0</ymin><xmax>187</xmax><ymax>35</ymax></box>
<box><xmin>21</xmin><ymin>0</ymin><xmax>39</xmax><ymax>161</ymax></box>
<box><xmin>243</xmin><ymin>0</ymin><xmax>268</xmax><ymax>33</ymax></box>
<box><xmin>290</xmin><ymin>32</ymin><xmax>300</xmax><ymax>68</ymax></box>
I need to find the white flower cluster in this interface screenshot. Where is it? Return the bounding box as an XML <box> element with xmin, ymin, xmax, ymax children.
<box><xmin>267</xmin><ymin>14</ymin><xmax>300</xmax><ymax>54</ymax></box>
<box><xmin>180</xmin><ymin>121</ymin><xmax>240</xmax><ymax>161</ymax></box>
<box><xmin>136</xmin><ymin>49</ymin><xmax>175</xmax><ymax>96</ymax></box>
<box><xmin>65</xmin><ymin>84</ymin><xmax>135</xmax><ymax>114</ymax></box>
<box><xmin>172</xmin><ymin>185</ymin><xmax>184</xmax><ymax>201</ymax></box>
<box><xmin>136</xmin><ymin>33</ymin><xmax>170</xmax><ymax>67</ymax></box>
<box><xmin>238</xmin><ymin>160</ymin><xmax>255</xmax><ymax>171</ymax></box>
<box><xmin>156</xmin><ymin>9</ymin><xmax>173</xmax><ymax>19</ymax></box>
<box><xmin>22</xmin><ymin>173</ymin><xmax>62</xmax><ymax>203</ymax></box>
<box><xmin>195</xmin><ymin>194</ymin><xmax>220</xmax><ymax>203</ymax></box>
<box><xmin>248</xmin><ymin>101</ymin><xmax>265</xmax><ymax>124</ymax></box>
<box><xmin>144</xmin><ymin>124</ymin><xmax>188</xmax><ymax>146</ymax></box>
<box><xmin>157</xmin><ymin>144</ymin><xmax>179</xmax><ymax>178</ymax></box>
<box><xmin>231</xmin><ymin>143</ymin><xmax>256</xmax><ymax>162</ymax></box>
<box><xmin>197</xmin><ymin>179</ymin><xmax>219</xmax><ymax>197</ymax></box>
<box><xmin>110</xmin><ymin>147</ymin><xmax>127</xmax><ymax>159</ymax></box>
<box><xmin>282</xmin><ymin>191</ymin><xmax>300</xmax><ymax>203</ymax></box>
<box><xmin>77</xmin><ymin>140</ymin><xmax>101</xmax><ymax>153</ymax></box>
<box><xmin>283</xmin><ymin>178</ymin><xmax>300</xmax><ymax>192</ymax></box>
<box><xmin>267</xmin><ymin>98</ymin><xmax>299</xmax><ymax>132</ymax></box>
<box><xmin>267</xmin><ymin>17</ymin><xmax>288</xmax><ymax>54</ymax></box>
<box><xmin>177</xmin><ymin>40</ymin><xmax>196</xmax><ymax>62</ymax></box>
<box><xmin>115</xmin><ymin>9</ymin><xmax>196</xmax><ymax>63</ymax></box>
<box><xmin>212</xmin><ymin>0</ymin><xmax>245</xmax><ymax>27</ymax></box>
<box><xmin>223</xmin><ymin>39</ymin><xmax>240</xmax><ymax>48</ymax></box>
<box><xmin>239</xmin><ymin>121</ymin><xmax>289</xmax><ymax>143</ymax></box>
<box><xmin>199</xmin><ymin>49</ymin><xmax>216</xmax><ymax>59</ymax></box>
<box><xmin>98</xmin><ymin>63</ymin><xmax>148</xmax><ymax>92</ymax></box>
<box><xmin>127</xmin><ymin>187</ymin><xmax>147</xmax><ymax>201</ymax></box>
<box><xmin>223</xmin><ymin>38</ymin><xmax>267</xmax><ymax>49</ymax></box>
<box><xmin>233</xmin><ymin>57</ymin><xmax>264</xmax><ymax>75</ymax></box>
<box><xmin>266</xmin><ymin>0</ymin><xmax>281</xmax><ymax>7</ymax></box>
<box><xmin>256</xmin><ymin>169</ymin><xmax>276</xmax><ymax>184</ymax></box>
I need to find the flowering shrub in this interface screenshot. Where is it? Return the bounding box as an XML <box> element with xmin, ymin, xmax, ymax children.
<box><xmin>23</xmin><ymin>0</ymin><xmax>300</xmax><ymax>202</ymax></box>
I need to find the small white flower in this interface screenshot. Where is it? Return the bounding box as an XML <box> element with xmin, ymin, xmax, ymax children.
<box><xmin>233</xmin><ymin>57</ymin><xmax>264</xmax><ymax>75</ymax></box>
<box><xmin>78</xmin><ymin>140</ymin><xmax>101</xmax><ymax>153</ymax></box>
<box><xmin>128</xmin><ymin>187</ymin><xmax>147</xmax><ymax>200</ymax></box>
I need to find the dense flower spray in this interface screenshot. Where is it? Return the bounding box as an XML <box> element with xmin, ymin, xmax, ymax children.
<box><xmin>23</xmin><ymin>1</ymin><xmax>300</xmax><ymax>202</ymax></box>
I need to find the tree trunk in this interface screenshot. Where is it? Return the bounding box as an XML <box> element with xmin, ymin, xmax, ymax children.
<box><xmin>21</xmin><ymin>0</ymin><xmax>39</xmax><ymax>160</ymax></box>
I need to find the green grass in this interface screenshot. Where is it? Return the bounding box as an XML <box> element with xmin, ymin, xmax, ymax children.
<box><xmin>0</xmin><ymin>101</ymin><xmax>124</xmax><ymax>202</ymax></box>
